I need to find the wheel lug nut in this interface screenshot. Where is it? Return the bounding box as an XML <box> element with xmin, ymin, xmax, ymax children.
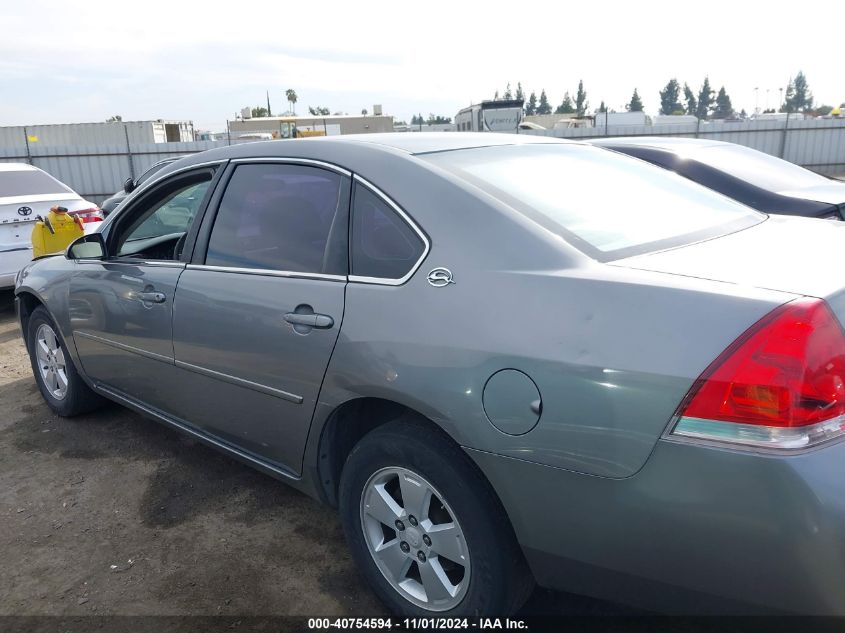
<box><xmin>400</xmin><ymin>541</ymin><xmax>410</xmax><ymax>553</ymax></box>
<box><xmin>395</xmin><ymin>520</ymin><xmax>405</xmax><ymax>531</ymax></box>
<box><xmin>417</xmin><ymin>551</ymin><xmax>426</xmax><ymax>563</ymax></box>
<box><xmin>408</xmin><ymin>515</ymin><xmax>418</xmax><ymax>527</ymax></box>
<box><xmin>423</xmin><ymin>534</ymin><xmax>431</xmax><ymax>547</ymax></box>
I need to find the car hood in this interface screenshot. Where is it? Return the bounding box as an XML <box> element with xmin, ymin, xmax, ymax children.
<box><xmin>612</xmin><ymin>214</ymin><xmax>845</xmax><ymax>299</ymax></box>
<box><xmin>777</xmin><ymin>182</ymin><xmax>845</xmax><ymax>206</ymax></box>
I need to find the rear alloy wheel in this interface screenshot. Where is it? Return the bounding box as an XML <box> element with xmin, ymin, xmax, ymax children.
<box><xmin>340</xmin><ymin>418</ymin><xmax>534</xmax><ymax>617</ymax></box>
<box><xmin>360</xmin><ymin>466</ymin><xmax>470</xmax><ymax>611</ymax></box>
<box><xmin>27</xmin><ymin>306</ymin><xmax>102</xmax><ymax>417</ymax></box>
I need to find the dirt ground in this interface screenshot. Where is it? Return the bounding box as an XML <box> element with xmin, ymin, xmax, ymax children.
<box><xmin>0</xmin><ymin>288</ymin><xmax>623</xmax><ymax>621</ymax></box>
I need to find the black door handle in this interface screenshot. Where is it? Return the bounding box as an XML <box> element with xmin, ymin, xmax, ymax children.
<box><xmin>138</xmin><ymin>291</ymin><xmax>166</xmax><ymax>304</ymax></box>
<box><xmin>284</xmin><ymin>312</ymin><xmax>334</xmax><ymax>329</ymax></box>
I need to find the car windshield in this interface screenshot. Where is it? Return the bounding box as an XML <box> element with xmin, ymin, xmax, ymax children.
<box><xmin>424</xmin><ymin>144</ymin><xmax>762</xmax><ymax>260</ymax></box>
<box><xmin>0</xmin><ymin>169</ymin><xmax>73</xmax><ymax>197</ymax></box>
<box><xmin>686</xmin><ymin>143</ymin><xmax>831</xmax><ymax>192</ymax></box>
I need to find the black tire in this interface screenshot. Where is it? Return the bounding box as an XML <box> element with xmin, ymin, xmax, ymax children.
<box><xmin>339</xmin><ymin>417</ymin><xmax>534</xmax><ymax>617</ymax></box>
<box><xmin>27</xmin><ymin>305</ymin><xmax>103</xmax><ymax>417</ymax></box>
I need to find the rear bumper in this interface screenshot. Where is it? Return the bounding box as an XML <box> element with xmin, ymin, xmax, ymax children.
<box><xmin>467</xmin><ymin>438</ymin><xmax>845</xmax><ymax>614</ymax></box>
<box><xmin>0</xmin><ymin>246</ymin><xmax>32</xmax><ymax>288</ymax></box>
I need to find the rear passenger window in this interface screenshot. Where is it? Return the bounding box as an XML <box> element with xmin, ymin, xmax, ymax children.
<box><xmin>206</xmin><ymin>164</ymin><xmax>347</xmax><ymax>275</ymax></box>
<box><xmin>351</xmin><ymin>183</ymin><xmax>425</xmax><ymax>280</ymax></box>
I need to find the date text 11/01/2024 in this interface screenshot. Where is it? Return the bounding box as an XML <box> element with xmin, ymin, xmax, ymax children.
<box><xmin>307</xmin><ymin>618</ymin><xmax>528</xmax><ymax>630</ymax></box>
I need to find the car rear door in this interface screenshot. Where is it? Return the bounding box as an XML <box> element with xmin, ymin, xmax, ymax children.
<box><xmin>170</xmin><ymin>159</ymin><xmax>350</xmax><ymax>475</ymax></box>
<box><xmin>68</xmin><ymin>164</ymin><xmax>223</xmax><ymax>409</ymax></box>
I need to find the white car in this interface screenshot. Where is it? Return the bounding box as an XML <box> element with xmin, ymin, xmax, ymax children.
<box><xmin>0</xmin><ymin>163</ymin><xmax>102</xmax><ymax>288</ymax></box>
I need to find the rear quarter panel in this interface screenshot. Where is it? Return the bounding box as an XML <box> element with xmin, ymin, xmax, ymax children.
<box><xmin>317</xmin><ymin>154</ymin><xmax>798</xmax><ymax>478</ymax></box>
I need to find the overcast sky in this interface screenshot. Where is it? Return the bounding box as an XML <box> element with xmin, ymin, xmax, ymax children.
<box><xmin>2</xmin><ymin>1</ymin><xmax>844</xmax><ymax>131</ymax></box>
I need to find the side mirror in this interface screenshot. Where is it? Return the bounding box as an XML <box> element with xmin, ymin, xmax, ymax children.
<box><xmin>67</xmin><ymin>233</ymin><xmax>106</xmax><ymax>260</ymax></box>
<box><xmin>123</xmin><ymin>177</ymin><xmax>136</xmax><ymax>194</ymax></box>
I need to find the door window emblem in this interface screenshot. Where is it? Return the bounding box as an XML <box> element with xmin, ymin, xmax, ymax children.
<box><xmin>17</xmin><ymin>206</ymin><xmax>33</xmax><ymax>216</ymax></box>
<box><xmin>427</xmin><ymin>267</ymin><xmax>455</xmax><ymax>287</ymax></box>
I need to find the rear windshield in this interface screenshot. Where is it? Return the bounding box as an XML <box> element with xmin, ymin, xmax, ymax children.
<box><xmin>424</xmin><ymin>144</ymin><xmax>762</xmax><ymax>260</ymax></box>
<box><xmin>687</xmin><ymin>143</ymin><xmax>831</xmax><ymax>192</ymax></box>
<box><xmin>0</xmin><ymin>169</ymin><xmax>73</xmax><ymax>197</ymax></box>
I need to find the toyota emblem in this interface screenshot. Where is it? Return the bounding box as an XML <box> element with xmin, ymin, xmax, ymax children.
<box><xmin>17</xmin><ymin>206</ymin><xmax>32</xmax><ymax>217</ymax></box>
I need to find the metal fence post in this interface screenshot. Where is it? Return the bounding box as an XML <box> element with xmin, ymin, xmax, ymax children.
<box><xmin>695</xmin><ymin>117</ymin><xmax>701</xmax><ymax>139</ymax></box>
<box><xmin>226</xmin><ymin>120</ymin><xmax>231</xmax><ymax>146</ymax></box>
<box><xmin>123</xmin><ymin>123</ymin><xmax>135</xmax><ymax>179</ymax></box>
<box><xmin>779</xmin><ymin>113</ymin><xmax>790</xmax><ymax>158</ymax></box>
<box><xmin>22</xmin><ymin>126</ymin><xmax>33</xmax><ymax>165</ymax></box>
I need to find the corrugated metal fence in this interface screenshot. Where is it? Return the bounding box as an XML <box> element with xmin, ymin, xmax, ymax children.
<box><xmin>3</xmin><ymin>118</ymin><xmax>845</xmax><ymax>204</ymax></box>
<box><xmin>521</xmin><ymin>117</ymin><xmax>845</xmax><ymax>177</ymax></box>
<box><xmin>0</xmin><ymin>138</ymin><xmax>247</xmax><ymax>205</ymax></box>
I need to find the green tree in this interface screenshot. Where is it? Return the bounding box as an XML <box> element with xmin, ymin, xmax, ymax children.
<box><xmin>106</xmin><ymin>115</ymin><xmax>123</xmax><ymax>122</ymax></box>
<box><xmin>515</xmin><ymin>82</ymin><xmax>524</xmax><ymax>103</ymax></box>
<box><xmin>575</xmin><ymin>80</ymin><xmax>588</xmax><ymax>117</ymax></box>
<box><xmin>627</xmin><ymin>88</ymin><xmax>644</xmax><ymax>112</ymax></box>
<box><xmin>695</xmin><ymin>77</ymin><xmax>714</xmax><ymax>120</ymax></box>
<box><xmin>683</xmin><ymin>83</ymin><xmax>697</xmax><ymax>116</ymax></box>
<box><xmin>555</xmin><ymin>92</ymin><xmax>575</xmax><ymax>114</ymax></box>
<box><xmin>361</xmin><ymin>108</ymin><xmax>368</xmax><ymax>115</ymax></box>
<box><xmin>308</xmin><ymin>106</ymin><xmax>330</xmax><ymax>115</ymax></box>
<box><xmin>659</xmin><ymin>78</ymin><xmax>682</xmax><ymax>115</ymax></box>
<box><xmin>427</xmin><ymin>114</ymin><xmax>452</xmax><ymax>124</ymax></box>
<box><xmin>493</xmin><ymin>90</ymin><xmax>499</xmax><ymax>100</ymax></box>
<box><xmin>503</xmin><ymin>83</ymin><xmax>513</xmax><ymax>100</ymax></box>
<box><xmin>537</xmin><ymin>89</ymin><xmax>552</xmax><ymax>115</ymax></box>
<box><xmin>525</xmin><ymin>91</ymin><xmax>538</xmax><ymax>115</ymax></box>
<box><xmin>411</xmin><ymin>114</ymin><xmax>424</xmax><ymax>125</ymax></box>
<box><xmin>250</xmin><ymin>106</ymin><xmax>269</xmax><ymax>118</ymax></box>
<box><xmin>814</xmin><ymin>105</ymin><xmax>834</xmax><ymax>116</ymax></box>
<box><xmin>784</xmin><ymin>71</ymin><xmax>813</xmax><ymax>113</ymax></box>
<box><xmin>712</xmin><ymin>86</ymin><xmax>734</xmax><ymax>119</ymax></box>
<box><xmin>598</xmin><ymin>100</ymin><xmax>607</xmax><ymax>113</ymax></box>
<box><xmin>285</xmin><ymin>88</ymin><xmax>298</xmax><ymax>114</ymax></box>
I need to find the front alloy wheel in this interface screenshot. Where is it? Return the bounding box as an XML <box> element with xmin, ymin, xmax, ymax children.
<box><xmin>35</xmin><ymin>323</ymin><xmax>69</xmax><ymax>400</ymax></box>
<box><xmin>361</xmin><ymin>467</ymin><xmax>470</xmax><ymax>611</ymax></box>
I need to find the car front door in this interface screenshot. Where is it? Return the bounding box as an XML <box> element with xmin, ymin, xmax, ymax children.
<box><xmin>68</xmin><ymin>165</ymin><xmax>221</xmax><ymax>409</ymax></box>
<box><xmin>169</xmin><ymin>160</ymin><xmax>350</xmax><ymax>474</ymax></box>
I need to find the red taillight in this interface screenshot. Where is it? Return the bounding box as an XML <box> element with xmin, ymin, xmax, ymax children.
<box><xmin>70</xmin><ymin>207</ymin><xmax>103</xmax><ymax>223</ymax></box>
<box><xmin>672</xmin><ymin>298</ymin><xmax>845</xmax><ymax>449</ymax></box>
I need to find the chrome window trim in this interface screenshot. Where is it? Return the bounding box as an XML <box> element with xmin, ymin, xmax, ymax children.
<box><xmin>75</xmin><ymin>259</ymin><xmax>186</xmax><ymax>269</ymax></box>
<box><xmin>349</xmin><ymin>174</ymin><xmax>430</xmax><ymax>287</ymax></box>
<box><xmin>230</xmin><ymin>157</ymin><xmax>352</xmax><ymax>177</ymax></box>
<box><xmin>187</xmin><ymin>263</ymin><xmax>345</xmax><ymax>282</ymax></box>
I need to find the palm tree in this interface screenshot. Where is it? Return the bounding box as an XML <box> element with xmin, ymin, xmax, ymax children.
<box><xmin>285</xmin><ymin>89</ymin><xmax>298</xmax><ymax>115</ymax></box>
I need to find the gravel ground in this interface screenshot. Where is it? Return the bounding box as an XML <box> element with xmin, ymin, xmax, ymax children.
<box><xmin>0</xmin><ymin>288</ymin><xmax>627</xmax><ymax>623</ymax></box>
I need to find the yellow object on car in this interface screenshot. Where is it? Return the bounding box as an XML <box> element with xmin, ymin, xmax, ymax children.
<box><xmin>31</xmin><ymin>206</ymin><xmax>84</xmax><ymax>259</ymax></box>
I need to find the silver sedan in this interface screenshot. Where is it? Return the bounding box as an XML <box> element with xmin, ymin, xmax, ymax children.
<box><xmin>15</xmin><ymin>133</ymin><xmax>845</xmax><ymax>615</ymax></box>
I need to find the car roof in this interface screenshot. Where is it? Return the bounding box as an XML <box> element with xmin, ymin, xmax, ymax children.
<box><xmin>313</xmin><ymin>132</ymin><xmax>571</xmax><ymax>154</ymax></box>
<box><xmin>177</xmin><ymin>133</ymin><xmax>572</xmax><ymax>168</ymax></box>
<box><xmin>589</xmin><ymin>136</ymin><xmax>728</xmax><ymax>152</ymax></box>
<box><xmin>0</xmin><ymin>162</ymin><xmax>38</xmax><ymax>172</ymax></box>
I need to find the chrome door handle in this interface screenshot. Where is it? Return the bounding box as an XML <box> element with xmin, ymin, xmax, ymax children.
<box><xmin>284</xmin><ymin>312</ymin><xmax>334</xmax><ymax>329</ymax></box>
<box><xmin>138</xmin><ymin>291</ymin><xmax>166</xmax><ymax>304</ymax></box>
